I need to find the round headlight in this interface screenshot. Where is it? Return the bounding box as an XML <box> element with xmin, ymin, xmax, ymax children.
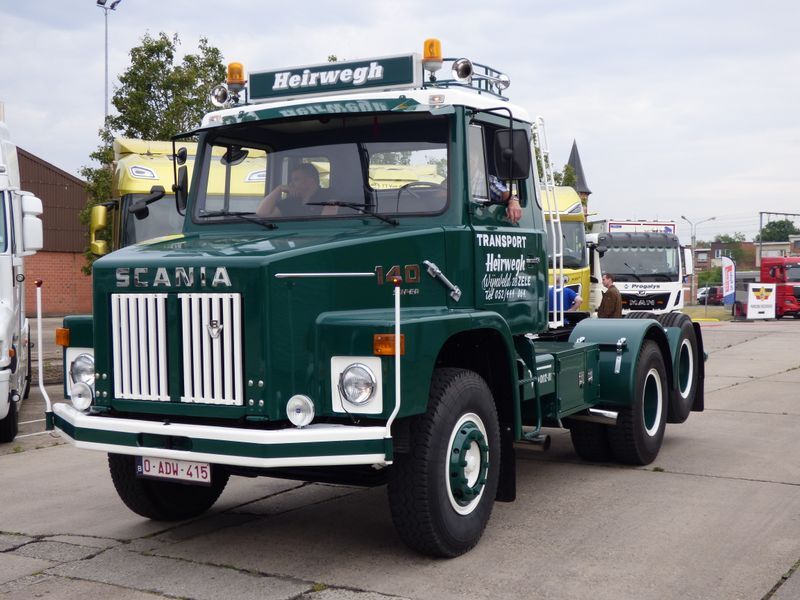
<box><xmin>338</xmin><ymin>363</ymin><xmax>377</xmax><ymax>406</ymax></box>
<box><xmin>70</xmin><ymin>353</ymin><xmax>95</xmax><ymax>387</ymax></box>
<box><xmin>286</xmin><ymin>395</ymin><xmax>315</xmax><ymax>428</ymax></box>
<box><xmin>71</xmin><ymin>382</ymin><xmax>94</xmax><ymax>411</ymax></box>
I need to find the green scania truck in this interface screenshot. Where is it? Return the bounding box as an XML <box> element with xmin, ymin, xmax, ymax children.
<box><xmin>49</xmin><ymin>40</ymin><xmax>704</xmax><ymax>557</ymax></box>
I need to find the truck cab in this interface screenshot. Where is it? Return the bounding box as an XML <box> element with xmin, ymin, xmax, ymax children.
<box><xmin>0</xmin><ymin>117</ymin><xmax>44</xmax><ymax>442</ymax></box>
<box><xmin>760</xmin><ymin>257</ymin><xmax>800</xmax><ymax>318</ymax></box>
<box><xmin>50</xmin><ymin>41</ymin><xmax>705</xmax><ymax>557</ymax></box>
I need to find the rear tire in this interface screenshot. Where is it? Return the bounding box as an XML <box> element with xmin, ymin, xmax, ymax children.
<box><xmin>108</xmin><ymin>454</ymin><xmax>229</xmax><ymax>520</ymax></box>
<box><xmin>624</xmin><ymin>312</ymin><xmax>658</xmax><ymax>320</ymax></box>
<box><xmin>0</xmin><ymin>398</ymin><xmax>18</xmax><ymax>443</ymax></box>
<box><xmin>387</xmin><ymin>368</ymin><xmax>500</xmax><ymax>557</ymax></box>
<box><xmin>569</xmin><ymin>420</ymin><xmax>612</xmax><ymax>462</ymax></box>
<box><xmin>608</xmin><ymin>340</ymin><xmax>668</xmax><ymax>465</ymax></box>
<box><xmin>656</xmin><ymin>312</ymin><xmax>699</xmax><ymax>423</ymax></box>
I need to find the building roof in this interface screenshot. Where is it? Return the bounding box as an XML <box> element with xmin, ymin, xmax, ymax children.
<box><xmin>567</xmin><ymin>140</ymin><xmax>591</xmax><ymax>195</ymax></box>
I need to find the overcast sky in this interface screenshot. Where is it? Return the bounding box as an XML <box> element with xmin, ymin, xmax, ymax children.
<box><xmin>1</xmin><ymin>0</ymin><xmax>798</xmax><ymax>243</ymax></box>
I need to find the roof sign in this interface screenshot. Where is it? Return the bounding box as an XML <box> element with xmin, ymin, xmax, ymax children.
<box><xmin>249</xmin><ymin>54</ymin><xmax>422</xmax><ymax>102</ymax></box>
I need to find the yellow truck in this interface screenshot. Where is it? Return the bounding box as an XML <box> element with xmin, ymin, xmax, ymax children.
<box><xmin>544</xmin><ymin>186</ymin><xmax>594</xmax><ymax>311</ymax></box>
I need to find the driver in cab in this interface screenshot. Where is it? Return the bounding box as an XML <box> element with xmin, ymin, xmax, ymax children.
<box><xmin>256</xmin><ymin>163</ymin><xmax>336</xmax><ymax>218</ymax></box>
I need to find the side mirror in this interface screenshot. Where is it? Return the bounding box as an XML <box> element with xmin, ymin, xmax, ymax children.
<box><xmin>173</xmin><ymin>166</ymin><xmax>188</xmax><ymax>214</ymax></box>
<box><xmin>20</xmin><ymin>192</ymin><xmax>44</xmax><ymax>256</ymax></box>
<box><xmin>129</xmin><ymin>185</ymin><xmax>166</xmax><ymax>220</ymax></box>
<box><xmin>683</xmin><ymin>247</ymin><xmax>694</xmax><ymax>276</ymax></box>
<box><xmin>176</xmin><ymin>146</ymin><xmax>188</xmax><ymax>166</ymax></box>
<box><xmin>493</xmin><ymin>129</ymin><xmax>531</xmax><ymax>181</ymax></box>
<box><xmin>89</xmin><ymin>204</ymin><xmax>109</xmax><ymax>256</ymax></box>
<box><xmin>596</xmin><ymin>244</ymin><xmax>607</xmax><ymax>257</ymax></box>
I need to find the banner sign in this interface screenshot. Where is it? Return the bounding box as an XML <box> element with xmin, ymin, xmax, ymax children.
<box><xmin>746</xmin><ymin>283</ymin><xmax>776</xmax><ymax>319</ymax></box>
<box><xmin>721</xmin><ymin>257</ymin><xmax>736</xmax><ymax>305</ymax></box>
<box><xmin>250</xmin><ymin>54</ymin><xmax>422</xmax><ymax>102</ymax></box>
<box><xmin>607</xmin><ymin>221</ymin><xmax>676</xmax><ymax>234</ymax></box>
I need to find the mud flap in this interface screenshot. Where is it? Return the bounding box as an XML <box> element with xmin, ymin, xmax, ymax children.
<box><xmin>495</xmin><ymin>422</ymin><xmax>516</xmax><ymax>502</ymax></box>
<box><xmin>691</xmin><ymin>322</ymin><xmax>705</xmax><ymax>412</ymax></box>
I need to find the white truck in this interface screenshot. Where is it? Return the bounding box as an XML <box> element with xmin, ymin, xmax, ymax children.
<box><xmin>587</xmin><ymin>219</ymin><xmax>693</xmax><ymax>314</ymax></box>
<box><xmin>0</xmin><ymin>111</ymin><xmax>44</xmax><ymax>442</ymax></box>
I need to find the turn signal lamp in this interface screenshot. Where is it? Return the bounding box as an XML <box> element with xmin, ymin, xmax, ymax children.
<box><xmin>374</xmin><ymin>334</ymin><xmax>405</xmax><ymax>356</ymax></box>
<box><xmin>55</xmin><ymin>327</ymin><xmax>70</xmax><ymax>347</ymax></box>
<box><xmin>226</xmin><ymin>62</ymin><xmax>246</xmax><ymax>92</ymax></box>
<box><xmin>422</xmin><ymin>38</ymin><xmax>443</xmax><ymax>74</ymax></box>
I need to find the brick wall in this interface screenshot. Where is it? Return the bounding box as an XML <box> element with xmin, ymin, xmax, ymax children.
<box><xmin>24</xmin><ymin>252</ymin><xmax>92</xmax><ymax>316</ymax></box>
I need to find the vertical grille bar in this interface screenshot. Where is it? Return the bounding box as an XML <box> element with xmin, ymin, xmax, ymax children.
<box><xmin>119</xmin><ymin>296</ymin><xmax>131</xmax><ymax>398</ymax></box>
<box><xmin>137</xmin><ymin>297</ymin><xmax>149</xmax><ymax>398</ymax></box>
<box><xmin>157</xmin><ymin>294</ymin><xmax>168</xmax><ymax>398</ymax></box>
<box><xmin>201</xmin><ymin>296</ymin><xmax>212</xmax><ymax>401</ymax></box>
<box><xmin>180</xmin><ymin>294</ymin><xmax>193</xmax><ymax>401</ymax></box>
<box><xmin>211</xmin><ymin>297</ymin><xmax>222</xmax><ymax>399</ymax></box>
<box><xmin>233</xmin><ymin>294</ymin><xmax>243</xmax><ymax>404</ymax></box>
<box><xmin>112</xmin><ymin>295</ymin><xmax>122</xmax><ymax>398</ymax></box>
<box><xmin>147</xmin><ymin>295</ymin><xmax>158</xmax><ymax>398</ymax></box>
<box><xmin>191</xmin><ymin>295</ymin><xmax>202</xmax><ymax>402</ymax></box>
<box><xmin>222</xmin><ymin>297</ymin><xmax>233</xmax><ymax>401</ymax></box>
<box><xmin>129</xmin><ymin>298</ymin><xmax>140</xmax><ymax>398</ymax></box>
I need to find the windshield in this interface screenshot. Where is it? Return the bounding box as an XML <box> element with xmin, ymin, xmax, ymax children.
<box><xmin>193</xmin><ymin>113</ymin><xmax>449</xmax><ymax>222</ymax></box>
<box><xmin>601</xmin><ymin>246</ymin><xmax>680</xmax><ymax>282</ymax></box>
<box><xmin>123</xmin><ymin>194</ymin><xmax>184</xmax><ymax>245</ymax></box>
<box><xmin>547</xmin><ymin>221</ymin><xmax>587</xmax><ymax>269</ymax></box>
<box><xmin>786</xmin><ymin>264</ymin><xmax>800</xmax><ymax>282</ymax></box>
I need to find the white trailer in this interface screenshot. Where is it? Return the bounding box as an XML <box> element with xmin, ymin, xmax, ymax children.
<box><xmin>588</xmin><ymin>219</ymin><xmax>677</xmax><ymax>235</ymax></box>
<box><xmin>0</xmin><ymin>110</ymin><xmax>44</xmax><ymax>441</ymax></box>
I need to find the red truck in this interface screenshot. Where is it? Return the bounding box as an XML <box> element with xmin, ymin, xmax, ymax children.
<box><xmin>761</xmin><ymin>257</ymin><xmax>800</xmax><ymax>318</ymax></box>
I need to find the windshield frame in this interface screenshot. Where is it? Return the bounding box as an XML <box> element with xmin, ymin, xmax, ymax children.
<box><xmin>189</xmin><ymin>112</ymin><xmax>452</xmax><ymax>226</ymax></box>
<box><xmin>601</xmin><ymin>245</ymin><xmax>681</xmax><ymax>282</ymax></box>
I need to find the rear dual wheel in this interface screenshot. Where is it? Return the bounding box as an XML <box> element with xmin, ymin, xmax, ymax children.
<box><xmin>607</xmin><ymin>340</ymin><xmax>667</xmax><ymax>465</ymax></box>
<box><xmin>0</xmin><ymin>398</ymin><xmax>18</xmax><ymax>443</ymax></box>
<box><xmin>656</xmin><ymin>312</ymin><xmax>699</xmax><ymax>423</ymax></box>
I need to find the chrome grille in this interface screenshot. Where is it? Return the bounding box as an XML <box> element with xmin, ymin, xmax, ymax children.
<box><xmin>179</xmin><ymin>293</ymin><xmax>244</xmax><ymax>406</ymax></box>
<box><xmin>111</xmin><ymin>292</ymin><xmax>244</xmax><ymax>406</ymax></box>
<box><xmin>111</xmin><ymin>293</ymin><xmax>169</xmax><ymax>401</ymax></box>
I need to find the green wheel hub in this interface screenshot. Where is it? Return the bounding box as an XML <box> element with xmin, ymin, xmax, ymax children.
<box><xmin>447</xmin><ymin>416</ymin><xmax>489</xmax><ymax>514</ymax></box>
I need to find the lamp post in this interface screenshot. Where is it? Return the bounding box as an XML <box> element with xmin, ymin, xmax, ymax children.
<box><xmin>97</xmin><ymin>0</ymin><xmax>123</xmax><ymax>121</ymax></box>
<box><xmin>681</xmin><ymin>215</ymin><xmax>716</xmax><ymax>304</ymax></box>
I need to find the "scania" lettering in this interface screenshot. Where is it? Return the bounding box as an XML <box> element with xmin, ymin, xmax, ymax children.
<box><xmin>115</xmin><ymin>267</ymin><xmax>232</xmax><ymax>288</ymax></box>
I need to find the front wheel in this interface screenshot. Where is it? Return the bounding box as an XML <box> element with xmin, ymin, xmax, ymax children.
<box><xmin>387</xmin><ymin>368</ymin><xmax>500</xmax><ymax>557</ymax></box>
<box><xmin>108</xmin><ymin>454</ymin><xmax>229</xmax><ymax>521</ymax></box>
<box><xmin>608</xmin><ymin>341</ymin><xmax>668</xmax><ymax>465</ymax></box>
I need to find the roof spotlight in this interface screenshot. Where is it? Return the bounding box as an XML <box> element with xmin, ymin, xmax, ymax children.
<box><xmin>210</xmin><ymin>84</ymin><xmax>230</xmax><ymax>108</ymax></box>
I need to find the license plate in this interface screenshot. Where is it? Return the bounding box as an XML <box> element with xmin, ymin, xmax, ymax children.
<box><xmin>135</xmin><ymin>456</ymin><xmax>211</xmax><ymax>486</ymax></box>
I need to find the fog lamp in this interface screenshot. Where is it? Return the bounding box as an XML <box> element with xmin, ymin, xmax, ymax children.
<box><xmin>287</xmin><ymin>395</ymin><xmax>314</xmax><ymax>428</ymax></box>
<box><xmin>71</xmin><ymin>382</ymin><xmax>94</xmax><ymax>411</ymax></box>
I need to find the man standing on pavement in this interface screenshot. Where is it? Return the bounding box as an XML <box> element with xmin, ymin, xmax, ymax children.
<box><xmin>597</xmin><ymin>272</ymin><xmax>622</xmax><ymax>318</ymax></box>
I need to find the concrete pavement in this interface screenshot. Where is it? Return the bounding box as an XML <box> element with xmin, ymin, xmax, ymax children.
<box><xmin>1</xmin><ymin>319</ymin><xmax>799</xmax><ymax>599</ymax></box>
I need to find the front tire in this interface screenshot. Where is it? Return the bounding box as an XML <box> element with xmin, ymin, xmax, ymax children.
<box><xmin>108</xmin><ymin>454</ymin><xmax>229</xmax><ymax>520</ymax></box>
<box><xmin>608</xmin><ymin>341</ymin><xmax>668</xmax><ymax>465</ymax></box>
<box><xmin>388</xmin><ymin>368</ymin><xmax>500</xmax><ymax>557</ymax></box>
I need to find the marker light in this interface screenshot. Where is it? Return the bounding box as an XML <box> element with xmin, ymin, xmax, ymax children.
<box><xmin>373</xmin><ymin>334</ymin><xmax>405</xmax><ymax>356</ymax></box>
<box><xmin>226</xmin><ymin>62</ymin><xmax>246</xmax><ymax>92</ymax></box>
<box><xmin>422</xmin><ymin>38</ymin><xmax>443</xmax><ymax>73</ymax></box>
<box><xmin>55</xmin><ymin>327</ymin><xmax>70</xmax><ymax>347</ymax></box>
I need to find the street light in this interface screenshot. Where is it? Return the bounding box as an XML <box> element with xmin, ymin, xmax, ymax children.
<box><xmin>681</xmin><ymin>215</ymin><xmax>716</xmax><ymax>304</ymax></box>
<box><xmin>97</xmin><ymin>0</ymin><xmax>123</xmax><ymax>121</ymax></box>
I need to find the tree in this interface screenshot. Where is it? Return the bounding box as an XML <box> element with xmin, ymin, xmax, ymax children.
<box><xmin>755</xmin><ymin>219</ymin><xmax>800</xmax><ymax>242</ymax></box>
<box><xmin>79</xmin><ymin>33</ymin><xmax>225</xmax><ymax>271</ymax></box>
<box><xmin>713</xmin><ymin>232</ymin><xmax>746</xmax><ymax>264</ymax></box>
<box><xmin>698</xmin><ymin>266</ymin><xmax>722</xmax><ymax>287</ymax></box>
<box><xmin>553</xmin><ymin>164</ymin><xmax>576</xmax><ymax>188</ymax></box>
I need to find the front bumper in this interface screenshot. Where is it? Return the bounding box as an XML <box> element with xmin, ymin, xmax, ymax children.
<box><xmin>52</xmin><ymin>403</ymin><xmax>392</xmax><ymax>468</ymax></box>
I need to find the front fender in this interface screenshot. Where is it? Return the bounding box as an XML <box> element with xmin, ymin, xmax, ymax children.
<box><xmin>316</xmin><ymin>308</ymin><xmax>515</xmax><ymax>419</ymax></box>
<box><xmin>568</xmin><ymin>318</ymin><xmax>672</xmax><ymax>407</ymax></box>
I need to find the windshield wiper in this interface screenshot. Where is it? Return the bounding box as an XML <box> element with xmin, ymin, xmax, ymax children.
<box><xmin>198</xmin><ymin>210</ymin><xmax>277</xmax><ymax>230</ymax></box>
<box><xmin>308</xmin><ymin>201</ymin><xmax>398</xmax><ymax>226</ymax></box>
<box><xmin>622</xmin><ymin>262</ymin><xmax>642</xmax><ymax>282</ymax></box>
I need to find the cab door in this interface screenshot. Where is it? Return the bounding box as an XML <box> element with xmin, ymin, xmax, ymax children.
<box><xmin>467</xmin><ymin>122</ymin><xmax>546</xmax><ymax>333</ymax></box>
